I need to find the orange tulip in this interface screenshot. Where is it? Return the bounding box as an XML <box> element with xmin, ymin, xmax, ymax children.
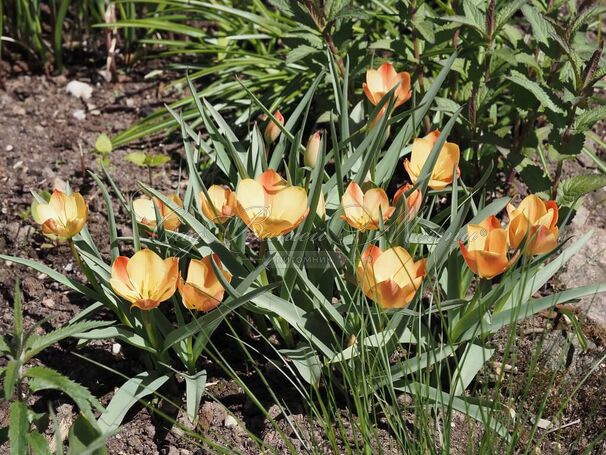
<box><xmin>133</xmin><ymin>194</ymin><xmax>183</xmax><ymax>231</ymax></box>
<box><xmin>264</xmin><ymin>111</ymin><xmax>284</xmax><ymax>145</ymax></box>
<box><xmin>235</xmin><ymin>169</ymin><xmax>309</xmax><ymax>238</ymax></box>
<box><xmin>341</xmin><ymin>182</ymin><xmax>395</xmax><ymax>231</ymax></box>
<box><xmin>110</xmin><ymin>249</ymin><xmax>179</xmax><ymax>310</ymax></box>
<box><xmin>507</xmin><ymin>195</ymin><xmax>559</xmax><ymax>255</ymax></box>
<box><xmin>178</xmin><ymin>255</ymin><xmax>232</xmax><ymax>311</ymax></box>
<box><xmin>393</xmin><ymin>183</ymin><xmax>422</xmax><ymax>221</ymax></box>
<box><xmin>200</xmin><ymin>185</ymin><xmax>236</xmax><ymax>224</ymax></box>
<box><xmin>363</xmin><ymin>62</ymin><xmax>412</xmax><ymax>108</ymax></box>
<box><xmin>356</xmin><ymin>245</ymin><xmax>426</xmax><ymax>309</ymax></box>
<box><xmin>403</xmin><ymin>130</ymin><xmax>460</xmax><ymax>190</ymax></box>
<box><xmin>459</xmin><ymin>215</ymin><xmax>516</xmax><ymax>279</ymax></box>
<box><xmin>31</xmin><ymin>189</ymin><xmax>88</xmax><ymax>240</ymax></box>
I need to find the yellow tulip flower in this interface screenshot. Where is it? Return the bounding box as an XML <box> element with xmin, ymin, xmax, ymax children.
<box><xmin>393</xmin><ymin>183</ymin><xmax>422</xmax><ymax>222</ymax></box>
<box><xmin>31</xmin><ymin>189</ymin><xmax>88</xmax><ymax>240</ymax></box>
<box><xmin>132</xmin><ymin>194</ymin><xmax>183</xmax><ymax>231</ymax></box>
<box><xmin>341</xmin><ymin>182</ymin><xmax>395</xmax><ymax>231</ymax></box>
<box><xmin>363</xmin><ymin>62</ymin><xmax>412</xmax><ymax>108</ymax></box>
<box><xmin>403</xmin><ymin>130</ymin><xmax>460</xmax><ymax>190</ymax></box>
<box><xmin>110</xmin><ymin>249</ymin><xmax>179</xmax><ymax>310</ymax></box>
<box><xmin>178</xmin><ymin>255</ymin><xmax>232</xmax><ymax>311</ymax></box>
<box><xmin>507</xmin><ymin>195</ymin><xmax>559</xmax><ymax>255</ymax></box>
<box><xmin>304</xmin><ymin>131</ymin><xmax>321</xmax><ymax>168</ymax></box>
<box><xmin>200</xmin><ymin>185</ymin><xmax>236</xmax><ymax>224</ymax></box>
<box><xmin>356</xmin><ymin>245</ymin><xmax>426</xmax><ymax>309</ymax></box>
<box><xmin>459</xmin><ymin>215</ymin><xmax>516</xmax><ymax>279</ymax></box>
<box><xmin>235</xmin><ymin>169</ymin><xmax>309</xmax><ymax>238</ymax></box>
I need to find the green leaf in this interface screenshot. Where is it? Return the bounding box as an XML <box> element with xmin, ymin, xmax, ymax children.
<box><xmin>281</xmin><ymin>346</ymin><xmax>322</xmax><ymax>386</ymax></box>
<box><xmin>557</xmin><ymin>174</ymin><xmax>606</xmax><ymax>207</ymax></box>
<box><xmin>28</xmin><ymin>431</ymin><xmax>51</xmax><ymax>455</ymax></box>
<box><xmin>521</xmin><ymin>5</ymin><xmax>554</xmax><ymax>45</ymax></box>
<box><xmin>452</xmin><ymin>344</ymin><xmax>494</xmax><ymax>395</ymax></box>
<box><xmin>97</xmin><ymin>371</ymin><xmax>170</xmax><ymax>434</ymax></box>
<box><xmin>75</xmin><ymin>326</ymin><xmax>156</xmax><ymax>354</ymax></box>
<box><xmin>0</xmin><ymin>335</ymin><xmax>9</xmax><ymax>354</ymax></box>
<box><xmin>146</xmin><ymin>154</ymin><xmax>171</xmax><ymax>167</ymax></box>
<box><xmin>4</xmin><ymin>360</ymin><xmax>19</xmax><ymax>401</ymax></box>
<box><xmin>574</xmin><ymin>107</ymin><xmax>606</xmax><ymax>133</ymax></box>
<box><xmin>506</xmin><ymin>70</ymin><xmax>563</xmax><ymax>113</ymax></box>
<box><xmin>124</xmin><ymin>151</ymin><xmax>147</xmax><ymax>167</ymax></box>
<box><xmin>8</xmin><ymin>401</ymin><xmax>28</xmax><ymax>455</ymax></box>
<box><xmin>25</xmin><ymin>320</ymin><xmax>113</xmax><ymax>362</ymax></box>
<box><xmin>184</xmin><ymin>370</ymin><xmax>207</xmax><ymax>422</ymax></box>
<box><xmin>94</xmin><ymin>134</ymin><xmax>112</xmax><ymax>155</ymax></box>
<box><xmin>67</xmin><ymin>415</ymin><xmax>108</xmax><ymax>455</ymax></box>
<box><xmin>26</xmin><ymin>366</ymin><xmax>104</xmax><ymax>422</ymax></box>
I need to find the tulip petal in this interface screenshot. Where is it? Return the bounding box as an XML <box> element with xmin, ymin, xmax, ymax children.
<box><xmin>126</xmin><ymin>249</ymin><xmax>169</xmax><ymax>300</ymax></box>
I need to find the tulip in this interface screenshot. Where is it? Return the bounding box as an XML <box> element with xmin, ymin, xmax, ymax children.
<box><xmin>200</xmin><ymin>185</ymin><xmax>236</xmax><ymax>224</ymax></box>
<box><xmin>393</xmin><ymin>184</ymin><xmax>422</xmax><ymax>221</ymax></box>
<box><xmin>341</xmin><ymin>182</ymin><xmax>395</xmax><ymax>231</ymax></box>
<box><xmin>459</xmin><ymin>215</ymin><xmax>516</xmax><ymax>279</ymax></box>
<box><xmin>316</xmin><ymin>191</ymin><xmax>326</xmax><ymax>220</ymax></box>
<box><xmin>304</xmin><ymin>131</ymin><xmax>321</xmax><ymax>168</ymax></box>
<box><xmin>363</xmin><ymin>62</ymin><xmax>412</xmax><ymax>108</ymax></box>
<box><xmin>403</xmin><ymin>130</ymin><xmax>460</xmax><ymax>190</ymax></box>
<box><xmin>110</xmin><ymin>249</ymin><xmax>179</xmax><ymax>310</ymax></box>
<box><xmin>235</xmin><ymin>169</ymin><xmax>309</xmax><ymax>238</ymax></box>
<box><xmin>264</xmin><ymin>110</ymin><xmax>284</xmax><ymax>145</ymax></box>
<box><xmin>178</xmin><ymin>255</ymin><xmax>232</xmax><ymax>311</ymax></box>
<box><xmin>31</xmin><ymin>189</ymin><xmax>88</xmax><ymax>240</ymax></box>
<box><xmin>356</xmin><ymin>245</ymin><xmax>426</xmax><ymax>309</ymax></box>
<box><xmin>507</xmin><ymin>195</ymin><xmax>559</xmax><ymax>255</ymax></box>
<box><xmin>133</xmin><ymin>194</ymin><xmax>183</xmax><ymax>231</ymax></box>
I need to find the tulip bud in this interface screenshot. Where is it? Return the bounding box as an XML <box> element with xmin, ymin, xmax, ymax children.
<box><xmin>264</xmin><ymin>110</ymin><xmax>284</xmax><ymax>145</ymax></box>
<box><xmin>304</xmin><ymin>131</ymin><xmax>321</xmax><ymax>168</ymax></box>
<box><xmin>31</xmin><ymin>189</ymin><xmax>88</xmax><ymax>241</ymax></box>
<box><xmin>316</xmin><ymin>191</ymin><xmax>326</xmax><ymax>220</ymax></box>
<box><xmin>341</xmin><ymin>182</ymin><xmax>395</xmax><ymax>231</ymax></box>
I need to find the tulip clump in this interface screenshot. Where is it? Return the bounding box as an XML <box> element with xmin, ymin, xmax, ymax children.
<box><xmin>235</xmin><ymin>169</ymin><xmax>309</xmax><ymax>238</ymax></box>
<box><xmin>404</xmin><ymin>130</ymin><xmax>460</xmax><ymax>190</ymax></box>
<box><xmin>31</xmin><ymin>189</ymin><xmax>88</xmax><ymax>241</ymax></box>
<box><xmin>110</xmin><ymin>249</ymin><xmax>179</xmax><ymax>310</ymax></box>
<box><xmin>200</xmin><ymin>185</ymin><xmax>237</xmax><ymax>224</ymax></box>
<box><xmin>356</xmin><ymin>245</ymin><xmax>426</xmax><ymax>309</ymax></box>
<box><xmin>507</xmin><ymin>195</ymin><xmax>559</xmax><ymax>256</ymax></box>
<box><xmin>133</xmin><ymin>194</ymin><xmax>183</xmax><ymax>231</ymax></box>
<box><xmin>179</xmin><ymin>255</ymin><xmax>232</xmax><ymax>311</ymax></box>
<box><xmin>341</xmin><ymin>182</ymin><xmax>394</xmax><ymax>231</ymax></box>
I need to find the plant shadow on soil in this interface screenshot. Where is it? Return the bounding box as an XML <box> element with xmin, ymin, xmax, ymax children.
<box><xmin>0</xmin><ymin>61</ymin><xmax>605</xmax><ymax>454</ymax></box>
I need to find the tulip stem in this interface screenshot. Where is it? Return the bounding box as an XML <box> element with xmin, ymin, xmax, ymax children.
<box><xmin>141</xmin><ymin>310</ymin><xmax>160</xmax><ymax>357</ymax></box>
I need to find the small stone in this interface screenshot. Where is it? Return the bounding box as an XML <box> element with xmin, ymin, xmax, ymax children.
<box><xmin>167</xmin><ymin>446</ymin><xmax>178</xmax><ymax>455</ymax></box>
<box><xmin>6</xmin><ymin>145</ymin><xmax>13</xmax><ymax>152</ymax></box>
<box><xmin>42</xmin><ymin>298</ymin><xmax>55</xmax><ymax>308</ymax></box>
<box><xmin>224</xmin><ymin>415</ymin><xmax>238</xmax><ymax>428</ymax></box>
<box><xmin>64</xmin><ymin>262</ymin><xmax>73</xmax><ymax>272</ymax></box>
<box><xmin>125</xmin><ymin>98</ymin><xmax>135</xmax><ymax>108</ymax></box>
<box><xmin>66</xmin><ymin>80</ymin><xmax>93</xmax><ymax>100</ymax></box>
<box><xmin>12</xmin><ymin>105</ymin><xmax>26</xmax><ymax>116</ymax></box>
<box><xmin>112</xmin><ymin>343</ymin><xmax>122</xmax><ymax>356</ymax></box>
<box><xmin>37</xmin><ymin>273</ymin><xmax>47</xmax><ymax>280</ymax></box>
<box><xmin>73</xmin><ymin>109</ymin><xmax>86</xmax><ymax>121</ymax></box>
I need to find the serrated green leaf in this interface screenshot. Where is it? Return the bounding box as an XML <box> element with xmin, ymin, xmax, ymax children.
<box><xmin>8</xmin><ymin>401</ymin><xmax>28</xmax><ymax>455</ymax></box>
<box><xmin>0</xmin><ymin>335</ymin><xmax>9</xmax><ymax>354</ymax></box>
<box><xmin>557</xmin><ymin>174</ymin><xmax>606</xmax><ymax>207</ymax></box>
<box><xmin>521</xmin><ymin>5</ymin><xmax>554</xmax><ymax>45</ymax></box>
<box><xmin>574</xmin><ymin>107</ymin><xmax>606</xmax><ymax>133</ymax></box>
<box><xmin>25</xmin><ymin>320</ymin><xmax>113</xmax><ymax>362</ymax></box>
<box><xmin>26</xmin><ymin>366</ymin><xmax>104</xmax><ymax>422</ymax></box>
<box><xmin>506</xmin><ymin>70</ymin><xmax>563</xmax><ymax>113</ymax></box>
<box><xmin>94</xmin><ymin>134</ymin><xmax>112</xmax><ymax>155</ymax></box>
<box><xmin>28</xmin><ymin>431</ymin><xmax>51</xmax><ymax>455</ymax></box>
<box><xmin>4</xmin><ymin>360</ymin><xmax>19</xmax><ymax>401</ymax></box>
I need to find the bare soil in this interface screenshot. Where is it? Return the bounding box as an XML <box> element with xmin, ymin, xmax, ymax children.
<box><xmin>0</xmin><ymin>63</ymin><xmax>605</xmax><ymax>454</ymax></box>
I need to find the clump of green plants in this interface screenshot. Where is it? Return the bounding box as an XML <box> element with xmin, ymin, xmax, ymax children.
<box><xmin>0</xmin><ymin>281</ymin><xmax>110</xmax><ymax>454</ymax></box>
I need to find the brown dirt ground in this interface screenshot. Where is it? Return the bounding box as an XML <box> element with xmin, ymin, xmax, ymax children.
<box><xmin>0</xmin><ymin>62</ymin><xmax>605</xmax><ymax>454</ymax></box>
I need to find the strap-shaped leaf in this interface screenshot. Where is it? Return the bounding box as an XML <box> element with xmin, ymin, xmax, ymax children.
<box><xmin>9</xmin><ymin>401</ymin><xmax>28</xmax><ymax>455</ymax></box>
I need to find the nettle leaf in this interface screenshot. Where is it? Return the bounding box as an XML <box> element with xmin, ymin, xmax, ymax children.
<box><xmin>506</xmin><ymin>71</ymin><xmax>563</xmax><ymax>113</ymax></box>
<box><xmin>521</xmin><ymin>5</ymin><xmax>554</xmax><ymax>45</ymax></box>
<box><xmin>26</xmin><ymin>366</ymin><xmax>104</xmax><ymax>422</ymax></box>
<box><xmin>574</xmin><ymin>106</ymin><xmax>606</xmax><ymax>132</ymax></box>
<box><xmin>286</xmin><ymin>45</ymin><xmax>318</xmax><ymax>63</ymax></box>
<box><xmin>146</xmin><ymin>154</ymin><xmax>171</xmax><ymax>167</ymax></box>
<box><xmin>557</xmin><ymin>174</ymin><xmax>606</xmax><ymax>207</ymax></box>
<box><xmin>94</xmin><ymin>134</ymin><xmax>112</xmax><ymax>155</ymax></box>
<box><xmin>495</xmin><ymin>0</ymin><xmax>525</xmax><ymax>31</ymax></box>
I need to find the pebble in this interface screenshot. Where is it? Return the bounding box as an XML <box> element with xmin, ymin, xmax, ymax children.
<box><xmin>64</xmin><ymin>262</ymin><xmax>73</xmax><ymax>272</ymax></box>
<box><xmin>66</xmin><ymin>80</ymin><xmax>93</xmax><ymax>100</ymax></box>
<box><xmin>224</xmin><ymin>415</ymin><xmax>238</xmax><ymax>428</ymax></box>
<box><xmin>42</xmin><ymin>298</ymin><xmax>55</xmax><ymax>308</ymax></box>
<box><xmin>5</xmin><ymin>145</ymin><xmax>13</xmax><ymax>151</ymax></box>
<box><xmin>37</xmin><ymin>273</ymin><xmax>47</xmax><ymax>280</ymax></box>
<box><xmin>112</xmin><ymin>343</ymin><xmax>122</xmax><ymax>356</ymax></box>
<box><xmin>73</xmin><ymin>109</ymin><xmax>86</xmax><ymax>121</ymax></box>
